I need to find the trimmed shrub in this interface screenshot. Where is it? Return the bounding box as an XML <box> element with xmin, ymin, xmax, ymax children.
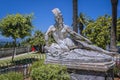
<box><xmin>114</xmin><ymin>66</ymin><xmax>120</xmax><ymax>77</ymax></box>
<box><xmin>30</xmin><ymin>60</ymin><xmax>70</xmax><ymax>80</ymax></box>
<box><xmin>0</xmin><ymin>72</ymin><xmax>23</xmax><ymax>80</ymax></box>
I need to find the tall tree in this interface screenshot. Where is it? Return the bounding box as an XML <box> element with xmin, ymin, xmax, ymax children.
<box><xmin>21</xmin><ymin>30</ymin><xmax>45</xmax><ymax>52</ymax></box>
<box><xmin>83</xmin><ymin>15</ymin><xmax>112</xmax><ymax>49</ymax></box>
<box><xmin>117</xmin><ymin>18</ymin><xmax>120</xmax><ymax>41</ymax></box>
<box><xmin>78</xmin><ymin>13</ymin><xmax>84</xmax><ymax>35</ymax></box>
<box><xmin>0</xmin><ymin>14</ymin><xmax>33</xmax><ymax>61</ymax></box>
<box><xmin>83</xmin><ymin>15</ymin><xmax>120</xmax><ymax>49</ymax></box>
<box><xmin>29</xmin><ymin>30</ymin><xmax>45</xmax><ymax>52</ymax></box>
<box><xmin>73</xmin><ymin>0</ymin><xmax>78</xmax><ymax>33</ymax></box>
<box><xmin>110</xmin><ymin>0</ymin><xmax>118</xmax><ymax>52</ymax></box>
<box><xmin>78</xmin><ymin>13</ymin><xmax>93</xmax><ymax>35</ymax></box>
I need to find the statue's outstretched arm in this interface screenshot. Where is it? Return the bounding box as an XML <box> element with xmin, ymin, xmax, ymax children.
<box><xmin>65</xmin><ymin>27</ymin><xmax>92</xmax><ymax>44</ymax></box>
<box><xmin>65</xmin><ymin>26</ymin><xmax>116</xmax><ymax>55</ymax></box>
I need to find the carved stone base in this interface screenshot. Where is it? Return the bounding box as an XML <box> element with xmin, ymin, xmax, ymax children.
<box><xmin>45</xmin><ymin>59</ymin><xmax>115</xmax><ymax>80</ymax></box>
<box><xmin>69</xmin><ymin>69</ymin><xmax>114</xmax><ymax>80</ymax></box>
<box><xmin>45</xmin><ymin>59</ymin><xmax>115</xmax><ymax>72</ymax></box>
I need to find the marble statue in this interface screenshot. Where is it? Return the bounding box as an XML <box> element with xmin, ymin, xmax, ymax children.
<box><xmin>44</xmin><ymin>8</ymin><xmax>116</xmax><ymax>80</ymax></box>
<box><xmin>45</xmin><ymin>8</ymin><xmax>115</xmax><ymax>66</ymax></box>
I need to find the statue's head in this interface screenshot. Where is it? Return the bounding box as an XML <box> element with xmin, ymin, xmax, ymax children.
<box><xmin>52</xmin><ymin>8</ymin><xmax>64</xmax><ymax>28</ymax></box>
<box><xmin>52</xmin><ymin>8</ymin><xmax>61</xmax><ymax>17</ymax></box>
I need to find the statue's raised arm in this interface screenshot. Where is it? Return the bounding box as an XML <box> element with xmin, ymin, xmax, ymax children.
<box><xmin>65</xmin><ymin>26</ymin><xmax>92</xmax><ymax>44</ymax></box>
<box><xmin>45</xmin><ymin>25</ymin><xmax>55</xmax><ymax>46</ymax></box>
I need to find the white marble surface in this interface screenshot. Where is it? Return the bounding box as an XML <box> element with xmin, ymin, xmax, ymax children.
<box><xmin>45</xmin><ymin>8</ymin><xmax>115</xmax><ymax>65</ymax></box>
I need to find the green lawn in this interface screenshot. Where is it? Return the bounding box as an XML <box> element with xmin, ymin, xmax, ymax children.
<box><xmin>0</xmin><ymin>53</ymin><xmax>46</xmax><ymax>67</ymax></box>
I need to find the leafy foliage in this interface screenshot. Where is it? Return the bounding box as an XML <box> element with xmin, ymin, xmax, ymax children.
<box><xmin>29</xmin><ymin>30</ymin><xmax>45</xmax><ymax>46</ymax></box>
<box><xmin>21</xmin><ymin>30</ymin><xmax>45</xmax><ymax>52</ymax></box>
<box><xmin>77</xmin><ymin>13</ymin><xmax>94</xmax><ymax>35</ymax></box>
<box><xmin>83</xmin><ymin>15</ymin><xmax>112</xmax><ymax>49</ymax></box>
<box><xmin>113</xmin><ymin>66</ymin><xmax>120</xmax><ymax>77</ymax></box>
<box><xmin>21</xmin><ymin>37</ymin><xmax>32</xmax><ymax>46</ymax></box>
<box><xmin>0</xmin><ymin>72</ymin><xmax>23</xmax><ymax>80</ymax></box>
<box><xmin>83</xmin><ymin>15</ymin><xmax>120</xmax><ymax>49</ymax></box>
<box><xmin>78</xmin><ymin>13</ymin><xmax>93</xmax><ymax>26</ymax></box>
<box><xmin>30</xmin><ymin>60</ymin><xmax>70</xmax><ymax>80</ymax></box>
<box><xmin>21</xmin><ymin>30</ymin><xmax>55</xmax><ymax>52</ymax></box>
<box><xmin>0</xmin><ymin>14</ymin><xmax>33</xmax><ymax>60</ymax></box>
<box><xmin>117</xmin><ymin>18</ymin><xmax>120</xmax><ymax>41</ymax></box>
<box><xmin>0</xmin><ymin>53</ymin><xmax>45</xmax><ymax>68</ymax></box>
<box><xmin>0</xmin><ymin>14</ymin><xmax>33</xmax><ymax>39</ymax></box>
<box><xmin>47</xmin><ymin>33</ymin><xmax>56</xmax><ymax>45</ymax></box>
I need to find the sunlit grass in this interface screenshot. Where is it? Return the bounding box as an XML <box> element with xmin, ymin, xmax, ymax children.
<box><xmin>117</xmin><ymin>42</ymin><xmax>120</xmax><ymax>46</ymax></box>
<box><xmin>0</xmin><ymin>52</ymin><xmax>46</xmax><ymax>67</ymax></box>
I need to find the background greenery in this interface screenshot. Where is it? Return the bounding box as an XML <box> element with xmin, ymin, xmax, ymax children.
<box><xmin>30</xmin><ymin>60</ymin><xmax>70</xmax><ymax>80</ymax></box>
<box><xmin>0</xmin><ymin>72</ymin><xmax>23</xmax><ymax>80</ymax></box>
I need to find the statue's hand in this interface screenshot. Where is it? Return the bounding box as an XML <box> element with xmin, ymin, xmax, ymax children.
<box><xmin>69</xmin><ymin>46</ymin><xmax>79</xmax><ymax>50</ymax></box>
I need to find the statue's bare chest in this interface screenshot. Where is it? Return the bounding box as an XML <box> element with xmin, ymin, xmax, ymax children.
<box><xmin>52</xmin><ymin>27</ymin><xmax>67</xmax><ymax>40</ymax></box>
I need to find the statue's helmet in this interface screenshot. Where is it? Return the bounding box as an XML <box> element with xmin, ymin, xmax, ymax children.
<box><xmin>52</xmin><ymin>8</ymin><xmax>61</xmax><ymax>17</ymax></box>
<box><xmin>52</xmin><ymin>8</ymin><xmax>63</xmax><ymax>25</ymax></box>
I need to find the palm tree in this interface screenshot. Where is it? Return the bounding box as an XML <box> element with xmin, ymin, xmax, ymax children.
<box><xmin>110</xmin><ymin>0</ymin><xmax>118</xmax><ymax>52</ymax></box>
<box><xmin>73</xmin><ymin>0</ymin><xmax>78</xmax><ymax>33</ymax></box>
<box><xmin>31</xmin><ymin>30</ymin><xmax>45</xmax><ymax>52</ymax></box>
<box><xmin>117</xmin><ymin>18</ymin><xmax>120</xmax><ymax>41</ymax></box>
<box><xmin>78</xmin><ymin>13</ymin><xmax>84</xmax><ymax>35</ymax></box>
<box><xmin>78</xmin><ymin>13</ymin><xmax>94</xmax><ymax>35</ymax></box>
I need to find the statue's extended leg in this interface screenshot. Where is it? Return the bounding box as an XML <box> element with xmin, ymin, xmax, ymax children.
<box><xmin>76</xmin><ymin>40</ymin><xmax>115</xmax><ymax>55</ymax></box>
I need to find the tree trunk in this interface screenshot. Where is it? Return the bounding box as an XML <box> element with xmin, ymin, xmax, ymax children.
<box><xmin>12</xmin><ymin>39</ymin><xmax>16</xmax><ymax>61</ymax></box>
<box><xmin>110</xmin><ymin>0</ymin><xmax>118</xmax><ymax>52</ymax></box>
<box><xmin>73</xmin><ymin>0</ymin><xmax>78</xmax><ymax>33</ymax></box>
<box><xmin>79</xmin><ymin>22</ymin><xmax>84</xmax><ymax>35</ymax></box>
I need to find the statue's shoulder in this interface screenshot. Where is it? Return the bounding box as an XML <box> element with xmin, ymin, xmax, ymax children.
<box><xmin>48</xmin><ymin>25</ymin><xmax>56</xmax><ymax>31</ymax></box>
<box><xmin>48</xmin><ymin>25</ymin><xmax>55</xmax><ymax>29</ymax></box>
<box><xmin>63</xmin><ymin>24</ymin><xmax>72</xmax><ymax>31</ymax></box>
<box><xmin>45</xmin><ymin>25</ymin><xmax>56</xmax><ymax>35</ymax></box>
<box><xmin>63</xmin><ymin>24</ymin><xmax>70</xmax><ymax>29</ymax></box>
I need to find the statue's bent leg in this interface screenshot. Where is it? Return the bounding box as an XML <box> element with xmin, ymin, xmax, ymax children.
<box><xmin>63</xmin><ymin>38</ymin><xmax>76</xmax><ymax>49</ymax></box>
<box><xmin>57</xmin><ymin>40</ymin><xmax>70</xmax><ymax>51</ymax></box>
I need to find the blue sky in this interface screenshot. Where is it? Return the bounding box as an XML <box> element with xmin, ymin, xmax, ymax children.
<box><xmin>0</xmin><ymin>0</ymin><xmax>120</xmax><ymax>39</ymax></box>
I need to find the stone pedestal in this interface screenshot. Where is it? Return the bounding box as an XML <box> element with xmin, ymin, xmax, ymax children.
<box><xmin>69</xmin><ymin>69</ymin><xmax>114</xmax><ymax>80</ymax></box>
<box><xmin>45</xmin><ymin>59</ymin><xmax>115</xmax><ymax>80</ymax></box>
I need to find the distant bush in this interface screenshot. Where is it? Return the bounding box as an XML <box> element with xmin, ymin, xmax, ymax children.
<box><xmin>30</xmin><ymin>60</ymin><xmax>70</xmax><ymax>80</ymax></box>
<box><xmin>114</xmin><ymin>66</ymin><xmax>120</xmax><ymax>77</ymax></box>
<box><xmin>0</xmin><ymin>72</ymin><xmax>23</xmax><ymax>80</ymax></box>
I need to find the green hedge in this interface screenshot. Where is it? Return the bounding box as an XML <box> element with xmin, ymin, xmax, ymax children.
<box><xmin>0</xmin><ymin>53</ymin><xmax>45</xmax><ymax>67</ymax></box>
<box><xmin>30</xmin><ymin>60</ymin><xmax>70</xmax><ymax>80</ymax></box>
<box><xmin>113</xmin><ymin>66</ymin><xmax>120</xmax><ymax>77</ymax></box>
<box><xmin>0</xmin><ymin>72</ymin><xmax>23</xmax><ymax>80</ymax></box>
